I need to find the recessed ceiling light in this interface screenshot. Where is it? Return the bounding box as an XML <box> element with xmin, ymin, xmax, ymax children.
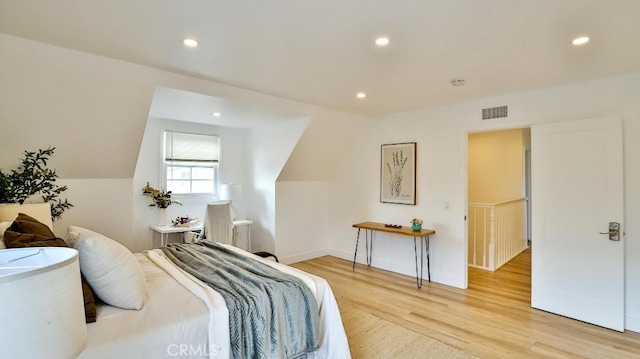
<box><xmin>375</xmin><ymin>37</ymin><xmax>390</xmax><ymax>46</ymax></box>
<box><xmin>213</xmin><ymin>112</ymin><xmax>221</xmax><ymax>117</ymax></box>
<box><xmin>356</xmin><ymin>92</ymin><xmax>366</xmax><ymax>99</ymax></box>
<box><xmin>183</xmin><ymin>38</ymin><xmax>198</xmax><ymax>47</ymax></box>
<box><xmin>572</xmin><ymin>36</ymin><xmax>589</xmax><ymax>46</ymax></box>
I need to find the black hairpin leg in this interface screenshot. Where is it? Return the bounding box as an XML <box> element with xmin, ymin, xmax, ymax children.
<box><xmin>426</xmin><ymin>235</ymin><xmax>431</xmax><ymax>282</ymax></box>
<box><xmin>365</xmin><ymin>230</ymin><xmax>372</xmax><ymax>266</ymax></box>
<box><xmin>352</xmin><ymin>228</ymin><xmax>361</xmax><ymax>271</ymax></box>
<box><xmin>414</xmin><ymin>236</ymin><xmax>424</xmax><ymax>289</ymax></box>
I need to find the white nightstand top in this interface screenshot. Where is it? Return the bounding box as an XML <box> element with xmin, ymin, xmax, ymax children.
<box><xmin>150</xmin><ymin>219</ymin><xmax>252</xmax><ymax>233</ymax></box>
<box><xmin>150</xmin><ymin>224</ymin><xmax>202</xmax><ymax>234</ymax></box>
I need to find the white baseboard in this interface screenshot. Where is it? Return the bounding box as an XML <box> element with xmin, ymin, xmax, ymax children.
<box><xmin>326</xmin><ymin>248</ymin><xmax>354</xmax><ymax>263</ymax></box>
<box><xmin>280</xmin><ymin>249</ymin><xmax>331</xmax><ymax>265</ymax></box>
<box><xmin>626</xmin><ymin>315</ymin><xmax>640</xmax><ymax>333</ymax></box>
<box><xmin>329</xmin><ymin>248</ymin><xmax>416</xmax><ymax>277</ymax></box>
<box><xmin>327</xmin><ymin>248</ymin><xmax>465</xmax><ymax>288</ymax></box>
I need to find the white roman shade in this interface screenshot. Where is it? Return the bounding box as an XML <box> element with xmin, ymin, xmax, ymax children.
<box><xmin>165</xmin><ymin>132</ymin><xmax>219</xmax><ymax>163</ymax></box>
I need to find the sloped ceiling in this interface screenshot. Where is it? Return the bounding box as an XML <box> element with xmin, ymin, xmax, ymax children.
<box><xmin>148</xmin><ymin>87</ymin><xmax>304</xmax><ymax>128</ymax></box>
<box><xmin>0</xmin><ymin>34</ymin><xmax>364</xmax><ymax>181</ymax></box>
<box><xmin>1</xmin><ymin>1</ymin><xmax>640</xmax><ymax>116</ymax></box>
<box><xmin>0</xmin><ymin>34</ymin><xmax>314</xmax><ymax>179</ymax></box>
<box><xmin>0</xmin><ymin>34</ymin><xmax>154</xmax><ymax>178</ymax></box>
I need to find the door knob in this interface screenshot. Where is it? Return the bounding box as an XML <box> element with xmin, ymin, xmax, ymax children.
<box><xmin>599</xmin><ymin>222</ymin><xmax>620</xmax><ymax>241</ymax></box>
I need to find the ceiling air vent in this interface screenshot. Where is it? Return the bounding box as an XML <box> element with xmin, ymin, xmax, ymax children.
<box><xmin>482</xmin><ymin>105</ymin><xmax>508</xmax><ymax>120</ymax></box>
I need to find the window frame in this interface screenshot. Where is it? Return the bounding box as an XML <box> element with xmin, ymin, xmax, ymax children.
<box><xmin>161</xmin><ymin>131</ymin><xmax>220</xmax><ymax>200</ymax></box>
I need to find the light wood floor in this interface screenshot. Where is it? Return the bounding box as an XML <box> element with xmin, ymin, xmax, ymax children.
<box><xmin>292</xmin><ymin>250</ymin><xmax>640</xmax><ymax>359</ymax></box>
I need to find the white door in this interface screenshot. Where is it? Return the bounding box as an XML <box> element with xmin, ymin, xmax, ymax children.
<box><xmin>531</xmin><ymin>116</ymin><xmax>624</xmax><ymax>331</ymax></box>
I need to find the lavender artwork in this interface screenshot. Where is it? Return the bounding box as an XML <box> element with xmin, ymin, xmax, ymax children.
<box><xmin>380</xmin><ymin>142</ymin><xmax>416</xmax><ymax>205</ymax></box>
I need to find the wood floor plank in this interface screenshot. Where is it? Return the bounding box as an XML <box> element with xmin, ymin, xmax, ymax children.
<box><xmin>292</xmin><ymin>249</ymin><xmax>640</xmax><ymax>358</ymax></box>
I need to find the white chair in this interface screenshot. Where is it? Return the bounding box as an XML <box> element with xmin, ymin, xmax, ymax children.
<box><xmin>201</xmin><ymin>202</ymin><xmax>233</xmax><ymax>245</ymax></box>
<box><xmin>197</xmin><ymin>202</ymin><xmax>280</xmax><ymax>262</ymax></box>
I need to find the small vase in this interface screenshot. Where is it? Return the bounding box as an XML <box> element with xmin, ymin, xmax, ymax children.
<box><xmin>157</xmin><ymin>208</ymin><xmax>168</xmax><ymax>226</ymax></box>
<box><xmin>412</xmin><ymin>224</ymin><xmax>422</xmax><ymax>231</ymax></box>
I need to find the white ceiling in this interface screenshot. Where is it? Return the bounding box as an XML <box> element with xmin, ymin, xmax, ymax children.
<box><xmin>1</xmin><ymin>0</ymin><xmax>640</xmax><ymax>117</ymax></box>
<box><xmin>148</xmin><ymin>87</ymin><xmax>305</xmax><ymax>128</ymax></box>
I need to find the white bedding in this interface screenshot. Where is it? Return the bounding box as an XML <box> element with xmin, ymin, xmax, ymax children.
<box><xmin>78</xmin><ymin>254</ymin><xmax>210</xmax><ymax>359</ymax></box>
<box><xmin>147</xmin><ymin>244</ymin><xmax>351</xmax><ymax>359</ymax></box>
<box><xmin>80</xmin><ymin>246</ymin><xmax>351</xmax><ymax>359</ymax></box>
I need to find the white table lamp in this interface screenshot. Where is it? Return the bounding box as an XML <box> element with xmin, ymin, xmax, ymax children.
<box><xmin>220</xmin><ymin>183</ymin><xmax>243</xmax><ymax>219</ymax></box>
<box><xmin>0</xmin><ymin>247</ymin><xmax>87</xmax><ymax>358</ymax></box>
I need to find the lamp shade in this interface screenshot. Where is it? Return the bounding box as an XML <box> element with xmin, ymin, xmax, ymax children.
<box><xmin>0</xmin><ymin>202</ymin><xmax>53</xmax><ymax>230</ymax></box>
<box><xmin>0</xmin><ymin>247</ymin><xmax>87</xmax><ymax>358</ymax></box>
<box><xmin>219</xmin><ymin>184</ymin><xmax>243</xmax><ymax>201</ymax></box>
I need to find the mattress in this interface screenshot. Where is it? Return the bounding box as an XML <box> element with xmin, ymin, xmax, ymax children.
<box><xmin>78</xmin><ymin>253</ymin><xmax>210</xmax><ymax>359</ymax></box>
<box><xmin>148</xmin><ymin>244</ymin><xmax>351</xmax><ymax>359</ymax></box>
<box><xmin>78</xmin><ymin>247</ymin><xmax>351</xmax><ymax>359</ymax></box>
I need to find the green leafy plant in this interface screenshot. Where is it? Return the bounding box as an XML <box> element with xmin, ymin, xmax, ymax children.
<box><xmin>0</xmin><ymin>147</ymin><xmax>73</xmax><ymax>221</ymax></box>
<box><xmin>142</xmin><ymin>182</ymin><xmax>181</xmax><ymax>208</ymax></box>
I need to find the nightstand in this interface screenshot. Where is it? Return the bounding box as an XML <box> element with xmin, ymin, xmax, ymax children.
<box><xmin>150</xmin><ymin>224</ymin><xmax>202</xmax><ymax>248</ymax></box>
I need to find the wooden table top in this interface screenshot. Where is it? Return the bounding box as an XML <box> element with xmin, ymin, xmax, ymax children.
<box><xmin>353</xmin><ymin>221</ymin><xmax>435</xmax><ymax>237</ymax></box>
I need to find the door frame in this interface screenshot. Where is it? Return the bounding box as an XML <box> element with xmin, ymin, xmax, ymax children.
<box><xmin>460</xmin><ymin>120</ymin><xmax>532</xmax><ymax>289</ymax></box>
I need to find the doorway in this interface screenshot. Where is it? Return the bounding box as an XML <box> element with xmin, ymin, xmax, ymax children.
<box><xmin>463</xmin><ymin>117</ymin><xmax>625</xmax><ymax>331</ymax></box>
<box><xmin>467</xmin><ymin>128</ymin><xmax>531</xmax><ymax>276</ymax></box>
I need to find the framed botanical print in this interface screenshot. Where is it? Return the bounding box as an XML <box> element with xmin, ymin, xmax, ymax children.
<box><xmin>380</xmin><ymin>142</ymin><xmax>416</xmax><ymax>205</ymax></box>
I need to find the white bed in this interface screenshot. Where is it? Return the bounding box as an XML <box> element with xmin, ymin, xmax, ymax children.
<box><xmin>79</xmin><ymin>245</ymin><xmax>351</xmax><ymax>359</ymax></box>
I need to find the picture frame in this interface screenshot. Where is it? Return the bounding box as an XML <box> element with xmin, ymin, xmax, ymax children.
<box><xmin>380</xmin><ymin>142</ymin><xmax>417</xmax><ymax>205</ymax></box>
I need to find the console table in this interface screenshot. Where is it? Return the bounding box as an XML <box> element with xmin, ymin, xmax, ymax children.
<box><xmin>352</xmin><ymin>221</ymin><xmax>435</xmax><ymax>289</ymax></box>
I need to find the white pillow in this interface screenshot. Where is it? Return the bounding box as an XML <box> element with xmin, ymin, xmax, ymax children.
<box><xmin>0</xmin><ymin>221</ymin><xmax>11</xmax><ymax>249</ymax></box>
<box><xmin>66</xmin><ymin>226</ymin><xmax>146</xmax><ymax>310</ymax></box>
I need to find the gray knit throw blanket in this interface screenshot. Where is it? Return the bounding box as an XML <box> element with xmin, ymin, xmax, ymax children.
<box><xmin>162</xmin><ymin>241</ymin><xmax>319</xmax><ymax>359</ymax></box>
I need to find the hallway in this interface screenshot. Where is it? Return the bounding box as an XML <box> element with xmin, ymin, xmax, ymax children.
<box><xmin>468</xmin><ymin>248</ymin><xmax>531</xmax><ymax>307</ymax></box>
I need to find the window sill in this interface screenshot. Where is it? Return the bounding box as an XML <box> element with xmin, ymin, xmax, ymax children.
<box><xmin>172</xmin><ymin>194</ymin><xmax>218</xmax><ymax>205</ymax></box>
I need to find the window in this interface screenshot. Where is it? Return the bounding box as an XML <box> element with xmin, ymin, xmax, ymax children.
<box><xmin>164</xmin><ymin>131</ymin><xmax>219</xmax><ymax>195</ymax></box>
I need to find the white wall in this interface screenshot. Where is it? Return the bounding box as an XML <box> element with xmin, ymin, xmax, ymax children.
<box><xmin>327</xmin><ymin>72</ymin><xmax>640</xmax><ymax>332</ymax></box>
<box><xmin>53</xmin><ymin>179</ymin><xmax>133</xmax><ymax>244</ymax></box>
<box><xmin>275</xmin><ymin>181</ymin><xmax>330</xmax><ymax>264</ymax></box>
<box><xmin>270</xmin><ymin>108</ymin><xmax>366</xmax><ymax>263</ymax></box>
<box><xmin>278</xmin><ymin>110</ymin><xmax>367</xmax><ymax>181</ymax></box>
<box><xmin>328</xmin><ymin>120</ymin><xmax>463</xmax><ymax>285</ymax></box>
<box><xmin>246</xmin><ymin>117</ymin><xmax>310</xmax><ymax>253</ymax></box>
<box><xmin>468</xmin><ymin>129</ymin><xmax>525</xmax><ymax>203</ymax></box>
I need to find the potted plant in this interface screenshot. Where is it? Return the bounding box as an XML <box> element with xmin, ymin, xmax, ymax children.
<box><xmin>0</xmin><ymin>147</ymin><xmax>72</xmax><ymax>221</ymax></box>
<box><xmin>142</xmin><ymin>183</ymin><xmax>181</xmax><ymax>209</ymax></box>
<box><xmin>142</xmin><ymin>183</ymin><xmax>181</xmax><ymax>225</ymax></box>
<box><xmin>410</xmin><ymin>218</ymin><xmax>423</xmax><ymax>231</ymax></box>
